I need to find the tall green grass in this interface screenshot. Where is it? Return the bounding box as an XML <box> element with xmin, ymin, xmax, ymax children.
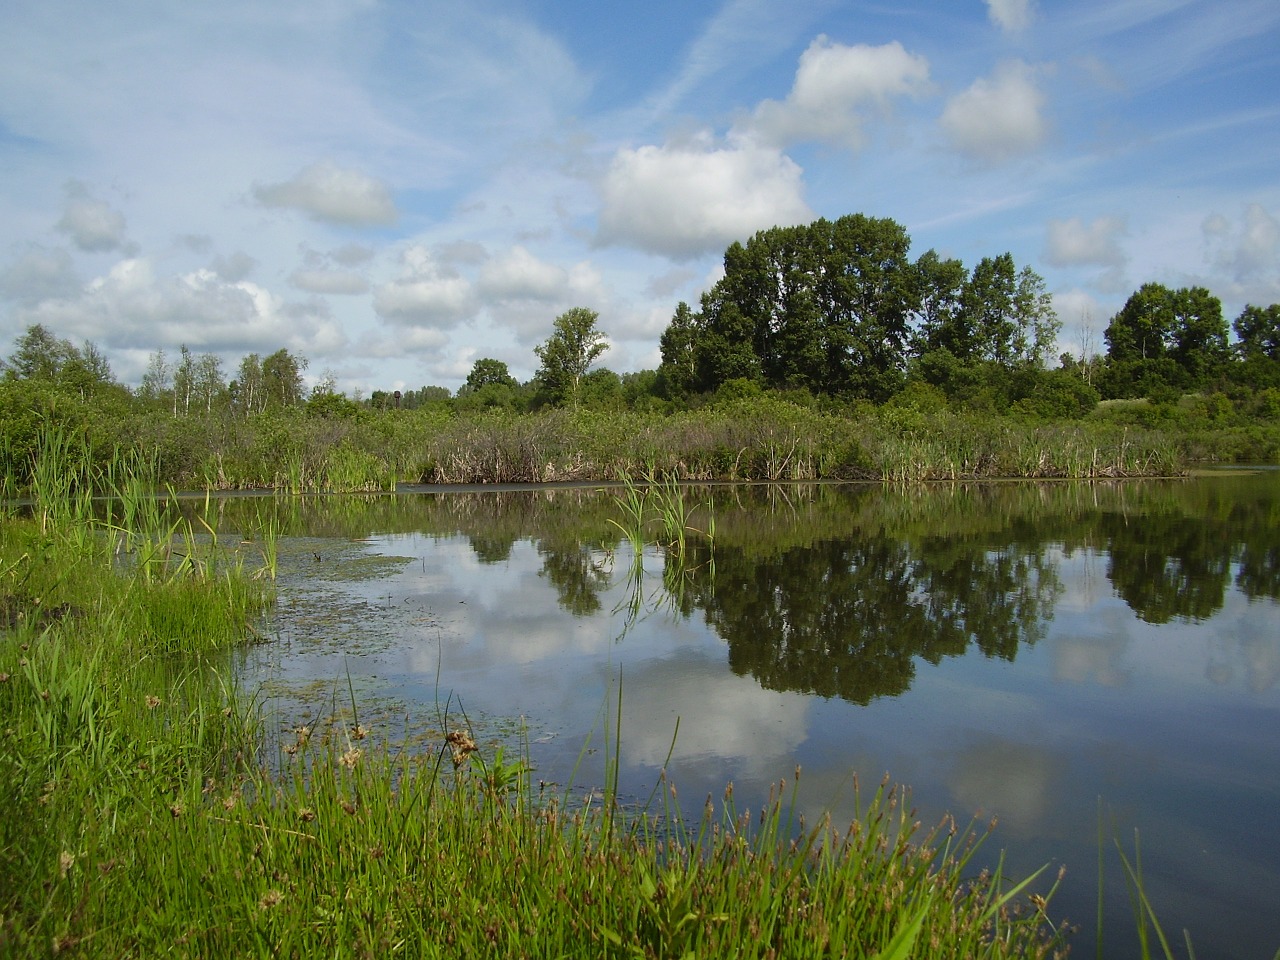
<box><xmin>28</xmin><ymin>400</ymin><xmax>1195</xmax><ymax>493</ymax></box>
<box><xmin>607</xmin><ymin>474</ymin><xmax>715</xmax><ymax>634</ymax></box>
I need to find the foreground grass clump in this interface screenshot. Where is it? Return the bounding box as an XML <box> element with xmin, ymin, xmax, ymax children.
<box><xmin>3</xmin><ymin>697</ymin><xmax>1067</xmax><ymax>959</ymax></box>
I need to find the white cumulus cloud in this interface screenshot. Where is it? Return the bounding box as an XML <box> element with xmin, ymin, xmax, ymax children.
<box><xmin>289</xmin><ymin>269</ymin><xmax>370</xmax><ymax>295</ymax></box>
<box><xmin>253</xmin><ymin>161</ymin><xmax>397</xmax><ymax>227</ymax></box>
<box><xmin>596</xmin><ymin>136</ymin><xmax>812</xmax><ymax>260</ymax></box>
<box><xmin>13</xmin><ymin>257</ymin><xmax>344</xmax><ymax>357</ymax></box>
<box><xmin>1044</xmin><ymin>216</ymin><xmax>1128</xmax><ymax>267</ymax></box>
<box><xmin>986</xmin><ymin>0</ymin><xmax>1035</xmax><ymax>34</ymax></box>
<box><xmin>748</xmin><ymin>36</ymin><xmax>931</xmax><ymax>150</ymax></box>
<box><xmin>373</xmin><ymin>246</ymin><xmax>475</xmax><ymax>326</ymax></box>
<box><xmin>0</xmin><ymin>246</ymin><xmax>80</xmax><ymax>304</ymax></box>
<box><xmin>477</xmin><ymin>246</ymin><xmax>567</xmax><ymax>302</ymax></box>
<box><xmin>940</xmin><ymin>60</ymin><xmax>1048</xmax><ymax>163</ymax></box>
<box><xmin>1200</xmin><ymin>203</ymin><xmax>1280</xmax><ymax>305</ymax></box>
<box><xmin>55</xmin><ymin>182</ymin><xmax>132</xmax><ymax>253</ymax></box>
<box><xmin>1204</xmin><ymin>203</ymin><xmax>1280</xmax><ymax>282</ymax></box>
<box><xmin>210</xmin><ymin>251</ymin><xmax>257</xmax><ymax>283</ymax></box>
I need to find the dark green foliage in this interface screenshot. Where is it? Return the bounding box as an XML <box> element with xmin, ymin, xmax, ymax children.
<box><xmin>657</xmin><ymin>215</ymin><xmax>1059</xmax><ymax>405</ymax></box>
<box><xmin>306</xmin><ymin>389</ymin><xmax>365</xmax><ymax>420</ymax></box>
<box><xmin>0</xmin><ymin>329</ymin><xmax>135</xmax><ymax>486</ymax></box>
<box><xmin>6</xmin><ymin>323</ymin><xmax>107</xmax><ymax>388</ymax></box>
<box><xmin>455</xmin><ymin>359</ymin><xmax>527</xmax><ymax>414</ymax></box>
<box><xmin>691</xmin><ymin>535</ymin><xmax>1052</xmax><ymax>704</ymax></box>
<box><xmin>1235</xmin><ymin>303</ymin><xmax>1280</xmax><ymax>361</ymax></box>
<box><xmin>1009</xmin><ymin>368</ymin><xmax>1101</xmax><ymax>420</ymax></box>
<box><xmin>462</xmin><ymin>357</ymin><xmax>518</xmax><ymax>393</ymax></box>
<box><xmin>577</xmin><ymin>368</ymin><xmax>625</xmax><ymax>410</ymax></box>
<box><xmin>1232</xmin><ymin>305</ymin><xmax>1280</xmax><ymax>392</ymax></box>
<box><xmin>454</xmin><ymin>380</ymin><xmax>525</xmax><ymax>412</ymax></box>
<box><xmin>1103</xmin><ymin>510</ymin><xmax>1230</xmax><ymax>623</ymax></box>
<box><xmin>913</xmin><ymin>249</ymin><xmax>969</xmax><ymax>357</ymax></box>
<box><xmin>688</xmin><ymin>214</ymin><xmax>918</xmax><ymax>401</ymax></box>
<box><xmin>1100</xmin><ymin>283</ymin><xmax>1229</xmax><ymax>397</ymax></box>
<box><xmin>911</xmin><ymin>347</ymin><xmax>992</xmax><ymax>405</ymax></box>
<box><xmin>657</xmin><ymin>300</ymin><xmax>699</xmax><ymax>397</ymax></box>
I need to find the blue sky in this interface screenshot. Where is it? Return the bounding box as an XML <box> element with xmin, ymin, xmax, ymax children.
<box><xmin>1</xmin><ymin>0</ymin><xmax>1277</xmax><ymax>395</ymax></box>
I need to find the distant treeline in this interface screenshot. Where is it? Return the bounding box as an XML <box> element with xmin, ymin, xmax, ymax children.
<box><xmin>2</xmin><ymin>212</ymin><xmax>1279</xmax><ymax>489</ymax></box>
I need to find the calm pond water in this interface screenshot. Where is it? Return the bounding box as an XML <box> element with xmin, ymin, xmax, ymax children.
<box><xmin>225</xmin><ymin>472</ymin><xmax>1280</xmax><ymax>960</ymax></box>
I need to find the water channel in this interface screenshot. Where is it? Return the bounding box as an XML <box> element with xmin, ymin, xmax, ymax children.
<box><xmin>224</xmin><ymin>471</ymin><xmax>1280</xmax><ymax>959</ymax></box>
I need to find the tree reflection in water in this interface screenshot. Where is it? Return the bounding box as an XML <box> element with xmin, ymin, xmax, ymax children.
<box><xmin>563</xmin><ymin>473</ymin><xmax>1279</xmax><ymax>704</ymax></box>
<box><xmin>675</xmin><ymin>536</ymin><xmax>1057</xmax><ymax>704</ymax></box>
<box><xmin>210</xmin><ymin>472</ymin><xmax>1280</xmax><ymax>703</ymax></box>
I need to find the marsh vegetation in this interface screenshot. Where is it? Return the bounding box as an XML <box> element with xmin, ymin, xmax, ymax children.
<box><xmin>6</xmin><ymin>435</ymin><xmax>1277</xmax><ymax>956</ymax></box>
<box><xmin>0</xmin><ymin>440</ymin><xmax>1083</xmax><ymax>958</ymax></box>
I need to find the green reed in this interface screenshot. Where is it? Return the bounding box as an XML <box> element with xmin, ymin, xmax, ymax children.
<box><xmin>8</xmin><ymin>709</ymin><xmax>1065</xmax><ymax>958</ymax></box>
<box><xmin>608</xmin><ymin>473</ymin><xmax>715</xmax><ymax>638</ymax></box>
<box><xmin>608</xmin><ymin>472</ymin><xmax>714</xmax><ymax>555</ymax></box>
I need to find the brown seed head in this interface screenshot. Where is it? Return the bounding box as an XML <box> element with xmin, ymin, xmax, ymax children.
<box><xmin>339</xmin><ymin>748</ymin><xmax>362</xmax><ymax>768</ymax></box>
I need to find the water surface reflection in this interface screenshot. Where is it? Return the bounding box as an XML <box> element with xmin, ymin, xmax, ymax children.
<box><xmin>228</xmin><ymin>475</ymin><xmax>1280</xmax><ymax>960</ymax></box>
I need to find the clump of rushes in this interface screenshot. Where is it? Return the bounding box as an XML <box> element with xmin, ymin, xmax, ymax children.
<box><xmin>13</xmin><ymin>712</ymin><xmax>1069</xmax><ymax>959</ymax></box>
<box><xmin>608</xmin><ymin>472</ymin><xmax>714</xmax><ymax>557</ymax></box>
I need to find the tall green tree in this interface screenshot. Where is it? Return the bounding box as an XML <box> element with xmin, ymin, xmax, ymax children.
<box><xmin>1235</xmin><ymin>303</ymin><xmax>1280</xmax><ymax>361</ymax></box>
<box><xmin>810</xmin><ymin>215</ymin><xmax>918</xmax><ymax>399</ymax></box>
<box><xmin>962</xmin><ymin>254</ymin><xmax>1019</xmax><ymax>366</ymax></box>
<box><xmin>194</xmin><ymin>352</ymin><xmax>226</xmax><ymax>414</ymax></box>
<box><xmin>138</xmin><ymin>349</ymin><xmax>172</xmax><ymax>408</ymax></box>
<box><xmin>262</xmin><ymin>348</ymin><xmax>308</xmax><ymax>408</ymax></box>
<box><xmin>5</xmin><ymin>324</ymin><xmax>118</xmax><ymax>398</ymax></box>
<box><xmin>657</xmin><ymin>301</ymin><xmax>699</xmax><ymax>398</ymax></box>
<box><xmin>462</xmin><ymin>358</ymin><xmax>517</xmax><ymax>393</ymax></box>
<box><xmin>692</xmin><ymin>290</ymin><xmax>760</xmax><ymax>391</ymax></box>
<box><xmin>1234</xmin><ymin>303</ymin><xmax>1280</xmax><ymax>389</ymax></box>
<box><xmin>533</xmin><ymin>307</ymin><xmax>609</xmax><ymax>407</ymax></box>
<box><xmin>173</xmin><ymin>345</ymin><xmax>195</xmax><ymax>415</ymax></box>
<box><xmin>682</xmin><ymin>214</ymin><xmax>918</xmax><ymax>400</ymax></box>
<box><xmin>912</xmin><ymin>250</ymin><xmax>969</xmax><ymax>357</ymax></box>
<box><xmin>231</xmin><ymin>353</ymin><xmax>264</xmax><ymax>415</ymax></box>
<box><xmin>1169</xmin><ymin>286</ymin><xmax>1228</xmax><ymax>386</ymax></box>
<box><xmin>1011</xmin><ymin>264</ymin><xmax>1060</xmax><ymax>367</ymax></box>
<box><xmin>1101</xmin><ymin>283</ymin><xmax>1181</xmax><ymax>397</ymax></box>
<box><xmin>6</xmin><ymin>324</ymin><xmax>81</xmax><ymax>381</ymax></box>
<box><xmin>459</xmin><ymin>358</ymin><xmax>521</xmax><ymax>411</ymax></box>
<box><xmin>1102</xmin><ymin>283</ymin><xmax>1227</xmax><ymax>397</ymax></box>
